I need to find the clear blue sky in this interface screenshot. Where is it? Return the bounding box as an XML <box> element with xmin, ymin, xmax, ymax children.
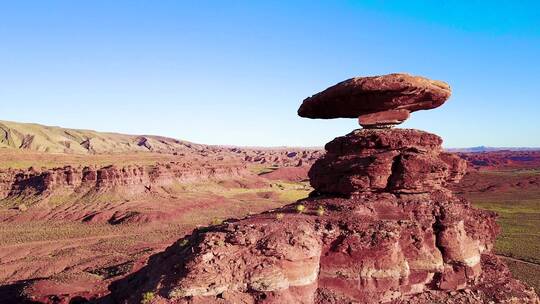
<box><xmin>1</xmin><ymin>1</ymin><xmax>539</xmax><ymax>147</ymax></box>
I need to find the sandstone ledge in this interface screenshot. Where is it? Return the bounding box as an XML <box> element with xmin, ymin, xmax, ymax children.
<box><xmin>103</xmin><ymin>191</ymin><xmax>536</xmax><ymax>304</ymax></box>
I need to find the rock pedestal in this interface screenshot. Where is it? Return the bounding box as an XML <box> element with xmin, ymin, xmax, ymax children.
<box><xmin>108</xmin><ymin>74</ymin><xmax>539</xmax><ymax>304</ymax></box>
<box><xmin>309</xmin><ymin>128</ymin><xmax>466</xmax><ymax>196</ymax></box>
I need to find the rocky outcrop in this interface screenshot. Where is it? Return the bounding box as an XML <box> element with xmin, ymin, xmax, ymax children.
<box><xmin>110</xmin><ymin>191</ymin><xmax>510</xmax><ymax>304</ymax></box>
<box><xmin>358</xmin><ymin>109</ymin><xmax>410</xmax><ymax>129</ymax></box>
<box><xmin>230</xmin><ymin>148</ymin><xmax>323</xmax><ymax>167</ymax></box>
<box><xmin>0</xmin><ymin>170</ymin><xmax>16</xmax><ymax>198</ymax></box>
<box><xmin>106</xmin><ymin>73</ymin><xmax>539</xmax><ymax>303</ymax></box>
<box><xmin>298</xmin><ymin>73</ymin><xmax>451</xmax><ymax>128</ymax></box>
<box><xmin>308</xmin><ymin>129</ymin><xmax>465</xmax><ymax>196</ymax></box>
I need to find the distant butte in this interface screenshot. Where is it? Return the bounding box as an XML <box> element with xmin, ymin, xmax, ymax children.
<box><xmin>298</xmin><ymin>73</ymin><xmax>451</xmax><ymax>128</ymax></box>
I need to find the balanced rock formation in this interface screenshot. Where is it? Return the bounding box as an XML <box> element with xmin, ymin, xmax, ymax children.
<box><xmin>108</xmin><ymin>74</ymin><xmax>539</xmax><ymax>304</ymax></box>
<box><xmin>298</xmin><ymin>73</ymin><xmax>451</xmax><ymax>128</ymax></box>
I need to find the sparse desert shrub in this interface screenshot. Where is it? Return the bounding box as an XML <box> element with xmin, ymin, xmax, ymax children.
<box><xmin>295</xmin><ymin>204</ymin><xmax>305</xmax><ymax>213</ymax></box>
<box><xmin>316</xmin><ymin>205</ymin><xmax>325</xmax><ymax>216</ymax></box>
<box><xmin>141</xmin><ymin>291</ymin><xmax>155</xmax><ymax>304</ymax></box>
<box><xmin>211</xmin><ymin>218</ymin><xmax>223</xmax><ymax>225</ymax></box>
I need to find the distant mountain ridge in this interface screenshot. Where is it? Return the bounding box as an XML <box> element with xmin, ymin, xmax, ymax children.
<box><xmin>0</xmin><ymin>120</ymin><xmax>324</xmax><ymax>170</ymax></box>
<box><xmin>2</xmin><ymin>120</ymin><xmax>538</xmax><ymax>155</ymax></box>
<box><xmin>446</xmin><ymin>146</ymin><xmax>540</xmax><ymax>153</ymax></box>
<box><xmin>0</xmin><ymin>120</ymin><xmax>204</xmax><ymax>154</ymax></box>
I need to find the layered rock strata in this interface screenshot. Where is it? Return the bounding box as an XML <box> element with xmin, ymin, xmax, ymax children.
<box><xmin>309</xmin><ymin>129</ymin><xmax>466</xmax><ymax>196</ymax></box>
<box><xmin>107</xmin><ymin>74</ymin><xmax>539</xmax><ymax>304</ymax></box>
<box><xmin>298</xmin><ymin>73</ymin><xmax>451</xmax><ymax>128</ymax></box>
<box><xmin>0</xmin><ymin>162</ymin><xmax>249</xmax><ymax>200</ymax></box>
<box><xmin>110</xmin><ymin>132</ymin><xmax>529</xmax><ymax>303</ymax></box>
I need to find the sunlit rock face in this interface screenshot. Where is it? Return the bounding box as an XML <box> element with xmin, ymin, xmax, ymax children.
<box><xmin>107</xmin><ymin>74</ymin><xmax>539</xmax><ymax>304</ymax></box>
<box><xmin>297</xmin><ymin>73</ymin><xmax>451</xmax><ymax>127</ymax></box>
<box><xmin>0</xmin><ymin>163</ymin><xmax>250</xmax><ymax>199</ymax></box>
<box><xmin>308</xmin><ymin>128</ymin><xmax>466</xmax><ymax>196</ymax></box>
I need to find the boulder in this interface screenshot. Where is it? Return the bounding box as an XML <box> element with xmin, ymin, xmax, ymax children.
<box><xmin>298</xmin><ymin>73</ymin><xmax>451</xmax><ymax>128</ymax></box>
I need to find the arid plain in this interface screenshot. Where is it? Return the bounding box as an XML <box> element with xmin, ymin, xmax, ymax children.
<box><xmin>1</xmin><ymin>114</ymin><xmax>540</xmax><ymax>303</ymax></box>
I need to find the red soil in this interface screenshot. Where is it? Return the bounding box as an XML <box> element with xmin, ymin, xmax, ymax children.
<box><xmin>260</xmin><ymin>166</ymin><xmax>311</xmax><ymax>182</ymax></box>
<box><xmin>459</xmin><ymin>150</ymin><xmax>540</xmax><ymax>171</ymax></box>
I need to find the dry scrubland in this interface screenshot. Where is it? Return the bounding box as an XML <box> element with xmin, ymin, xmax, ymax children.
<box><xmin>1</xmin><ymin>156</ymin><xmax>539</xmax><ymax>297</ymax></box>
<box><xmin>458</xmin><ymin>169</ymin><xmax>540</xmax><ymax>293</ymax></box>
<box><xmin>0</xmin><ymin>164</ymin><xmax>312</xmax><ymax>298</ymax></box>
<box><xmin>0</xmin><ymin>149</ymin><xmax>183</xmax><ymax>170</ymax></box>
<box><xmin>0</xmin><ymin>119</ymin><xmax>539</xmax><ymax>300</ymax></box>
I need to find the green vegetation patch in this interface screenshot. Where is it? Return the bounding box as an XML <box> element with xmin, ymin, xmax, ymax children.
<box><xmin>464</xmin><ymin>170</ymin><xmax>540</xmax><ymax>294</ymax></box>
<box><xmin>502</xmin><ymin>257</ymin><xmax>540</xmax><ymax>296</ymax></box>
<box><xmin>140</xmin><ymin>291</ymin><xmax>155</xmax><ymax>304</ymax></box>
<box><xmin>468</xmin><ymin>194</ymin><xmax>540</xmax><ymax>264</ymax></box>
<box><xmin>249</xmin><ymin>164</ymin><xmax>279</xmax><ymax>175</ymax></box>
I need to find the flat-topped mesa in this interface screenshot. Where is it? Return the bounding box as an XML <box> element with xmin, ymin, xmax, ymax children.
<box><xmin>298</xmin><ymin>73</ymin><xmax>451</xmax><ymax>128</ymax></box>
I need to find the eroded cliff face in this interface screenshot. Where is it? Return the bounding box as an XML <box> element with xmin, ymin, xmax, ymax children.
<box><xmin>0</xmin><ymin>147</ymin><xmax>323</xmax><ymax>201</ymax></box>
<box><xmin>11</xmin><ymin>73</ymin><xmax>538</xmax><ymax>303</ymax></box>
<box><xmin>308</xmin><ymin>129</ymin><xmax>465</xmax><ymax>196</ymax></box>
<box><xmin>0</xmin><ymin>162</ymin><xmax>249</xmax><ymax>200</ymax></box>
<box><xmin>107</xmin><ymin>128</ymin><xmax>538</xmax><ymax>304</ymax></box>
<box><xmin>110</xmin><ymin>195</ymin><xmax>498</xmax><ymax>303</ymax></box>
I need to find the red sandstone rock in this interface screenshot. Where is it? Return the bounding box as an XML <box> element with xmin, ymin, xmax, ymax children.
<box><xmin>107</xmin><ymin>191</ymin><xmax>517</xmax><ymax>303</ymax></box>
<box><xmin>298</xmin><ymin>73</ymin><xmax>451</xmax><ymax>122</ymax></box>
<box><xmin>358</xmin><ymin>109</ymin><xmax>410</xmax><ymax>128</ymax></box>
<box><xmin>309</xmin><ymin>129</ymin><xmax>464</xmax><ymax>196</ymax></box>
<box><xmin>324</xmin><ymin>128</ymin><xmax>442</xmax><ymax>154</ymax></box>
<box><xmin>387</xmin><ymin>152</ymin><xmax>450</xmax><ymax>193</ymax></box>
<box><xmin>101</xmin><ymin>74</ymin><xmax>538</xmax><ymax>304</ymax></box>
<box><xmin>396</xmin><ymin>254</ymin><xmax>540</xmax><ymax>303</ymax></box>
<box><xmin>440</xmin><ymin>152</ymin><xmax>468</xmax><ymax>183</ymax></box>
